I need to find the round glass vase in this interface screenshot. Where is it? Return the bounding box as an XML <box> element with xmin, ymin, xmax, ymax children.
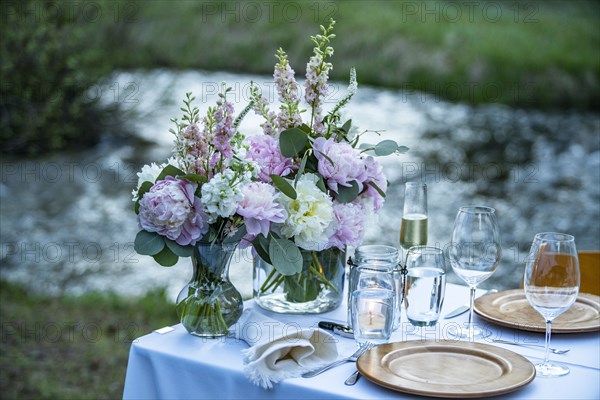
<box><xmin>176</xmin><ymin>242</ymin><xmax>243</xmax><ymax>337</ymax></box>
<box><xmin>253</xmin><ymin>247</ymin><xmax>346</xmax><ymax>314</ymax></box>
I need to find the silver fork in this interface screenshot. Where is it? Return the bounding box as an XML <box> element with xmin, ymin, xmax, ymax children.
<box><xmin>302</xmin><ymin>343</ymin><xmax>374</xmax><ymax>378</ymax></box>
<box><xmin>492</xmin><ymin>339</ymin><xmax>570</xmax><ymax>354</ymax></box>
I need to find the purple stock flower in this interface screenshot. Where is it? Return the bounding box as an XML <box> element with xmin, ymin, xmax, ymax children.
<box><xmin>244</xmin><ymin>135</ymin><xmax>296</xmax><ymax>183</ymax></box>
<box><xmin>138</xmin><ymin>176</ymin><xmax>209</xmax><ymax>246</ymax></box>
<box><xmin>313</xmin><ymin>137</ymin><xmax>367</xmax><ymax>193</ymax></box>
<box><xmin>304</xmin><ymin>54</ymin><xmax>331</xmax><ymax>134</ymax></box>
<box><xmin>274</xmin><ymin>49</ymin><xmax>302</xmax><ymax>133</ymax></box>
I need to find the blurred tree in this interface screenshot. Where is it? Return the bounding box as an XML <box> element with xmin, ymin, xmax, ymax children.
<box><xmin>0</xmin><ymin>0</ymin><xmax>125</xmax><ymax>155</ymax></box>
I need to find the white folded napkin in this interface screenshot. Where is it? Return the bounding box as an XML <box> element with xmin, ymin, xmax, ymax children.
<box><xmin>231</xmin><ymin>309</ymin><xmax>339</xmax><ymax>389</ymax></box>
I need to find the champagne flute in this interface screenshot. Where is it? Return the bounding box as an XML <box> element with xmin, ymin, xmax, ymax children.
<box><xmin>399</xmin><ymin>182</ymin><xmax>428</xmax><ymax>255</ymax></box>
<box><xmin>524</xmin><ymin>232</ymin><xmax>579</xmax><ymax>377</ymax></box>
<box><xmin>398</xmin><ymin>183</ymin><xmax>427</xmax><ymax>319</ymax></box>
<box><xmin>448</xmin><ymin>206</ymin><xmax>501</xmax><ymax>340</ymax></box>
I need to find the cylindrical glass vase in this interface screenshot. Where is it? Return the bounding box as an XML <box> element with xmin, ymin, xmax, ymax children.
<box><xmin>253</xmin><ymin>247</ymin><xmax>346</xmax><ymax>314</ymax></box>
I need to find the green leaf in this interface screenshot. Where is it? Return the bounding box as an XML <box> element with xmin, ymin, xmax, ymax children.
<box><xmin>178</xmin><ymin>174</ymin><xmax>208</xmax><ymax>184</ymax></box>
<box><xmin>295</xmin><ymin>153</ymin><xmax>309</xmax><ymax>186</ymax></box>
<box><xmin>336</xmin><ymin>180</ymin><xmax>360</xmax><ymax>203</ymax></box>
<box><xmin>134</xmin><ymin>231</ymin><xmax>165</xmax><ymax>256</ymax></box>
<box><xmin>269</xmin><ymin>238</ymin><xmax>303</xmax><ymax>276</ymax></box>
<box><xmin>137</xmin><ymin>181</ymin><xmax>154</xmax><ymax>199</ymax></box>
<box><xmin>280</xmin><ymin>128</ymin><xmax>308</xmax><ymax>157</ymax></box>
<box><xmin>316</xmin><ymin>175</ymin><xmax>327</xmax><ymax>193</ymax></box>
<box><xmin>156</xmin><ymin>164</ymin><xmax>186</xmax><ymax>181</ymax></box>
<box><xmin>252</xmin><ymin>234</ymin><xmax>272</xmax><ymax>264</ymax></box>
<box><xmin>152</xmin><ymin>246</ymin><xmax>179</xmax><ymax>267</ymax></box>
<box><xmin>164</xmin><ymin>239</ymin><xmax>193</xmax><ymax>257</ymax></box>
<box><xmin>374</xmin><ymin>140</ymin><xmax>399</xmax><ymax>156</ymax></box>
<box><xmin>368</xmin><ymin>181</ymin><xmax>387</xmax><ymax>198</ymax></box>
<box><xmin>299</xmin><ymin>124</ymin><xmax>312</xmax><ymax>134</ymax></box>
<box><xmin>397</xmin><ymin>145</ymin><xmax>409</xmax><ymax>154</ymax></box>
<box><xmin>341</xmin><ymin>119</ymin><xmax>352</xmax><ymax>133</ymax></box>
<box><xmin>271</xmin><ymin>175</ymin><xmax>297</xmax><ymax>199</ymax></box>
<box><xmin>315</xmin><ymin>150</ymin><xmax>335</xmax><ymax>167</ymax></box>
<box><xmin>134</xmin><ymin>181</ymin><xmax>154</xmax><ymax>215</ymax></box>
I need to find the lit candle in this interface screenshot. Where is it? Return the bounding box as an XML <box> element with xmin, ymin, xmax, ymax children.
<box><xmin>358</xmin><ymin>306</ymin><xmax>386</xmax><ymax>329</ymax></box>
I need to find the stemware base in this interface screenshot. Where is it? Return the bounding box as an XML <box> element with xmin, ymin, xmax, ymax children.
<box><xmin>535</xmin><ymin>362</ymin><xmax>570</xmax><ymax>377</ymax></box>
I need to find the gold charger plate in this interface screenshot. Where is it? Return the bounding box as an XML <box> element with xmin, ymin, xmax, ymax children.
<box><xmin>474</xmin><ymin>289</ymin><xmax>600</xmax><ymax>333</ymax></box>
<box><xmin>357</xmin><ymin>340</ymin><xmax>535</xmax><ymax>398</ymax></box>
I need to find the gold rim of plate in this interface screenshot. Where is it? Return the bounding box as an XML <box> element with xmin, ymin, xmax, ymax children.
<box><xmin>357</xmin><ymin>340</ymin><xmax>536</xmax><ymax>398</ymax></box>
<box><xmin>474</xmin><ymin>289</ymin><xmax>600</xmax><ymax>333</ymax></box>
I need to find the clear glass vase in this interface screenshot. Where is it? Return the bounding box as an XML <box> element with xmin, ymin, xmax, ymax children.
<box><xmin>176</xmin><ymin>242</ymin><xmax>243</xmax><ymax>337</ymax></box>
<box><xmin>253</xmin><ymin>247</ymin><xmax>346</xmax><ymax>314</ymax></box>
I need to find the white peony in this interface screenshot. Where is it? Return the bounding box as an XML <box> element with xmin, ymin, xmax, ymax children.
<box><xmin>131</xmin><ymin>162</ymin><xmax>164</xmax><ymax>201</ymax></box>
<box><xmin>279</xmin><ymin>173</ymin><xmax>334</xmax><ymax>251</ymax></box>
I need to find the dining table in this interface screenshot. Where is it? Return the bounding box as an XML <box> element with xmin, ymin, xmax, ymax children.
<box><xmin>122</xmin><ymin>282</ymin><xmax>600</xmax><ymax>399</ymax></box>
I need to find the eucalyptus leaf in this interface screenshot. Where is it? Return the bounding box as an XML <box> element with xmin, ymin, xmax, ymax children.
<box><xmin>271</xmin><ymin>175</ymin><xmax>297</xmax><ymax>199</ymax></box>
<box><xmin>316</xmin><ymin>175</ymin><xmax>327</xmax><ymax>193</ymax></box>
<box><xmin>178</xmin><ymin>174</ymin><xmax>208</xmax><ymax>184</ymax></box>
<box><xmin>252</xmin><ymin>234</ymin><xmax>272</xmax><ymax>265</ymax></box>
<box><xmin>374</xmin><ymin>140</ymin><xmax>400</xmax><ymax>156</ymax></box>
<box><xmin>152</xmin><ymin>246</ymin><xmax>179</xmax><ymax>267</ymax></box>
<box><xmin>268</xmin><ymin>238</ymin><xmax>303</xmax><ymax>276</ymax></box>
<box><xmin>299</xmin><ymin>124</ymin><xmax>312</xmax><ymax>134</ymax></box>
<box><xmin>137</xmin><ymin>181</ymin><xmax>154</xmax><ymax>199</ymax></box>
<box><xmin>134</xmin><ymin>230</ymin><xmax>165</xmax><ymax>256</ymax></box>
<box><xmin>134</xmin><ymin>181</ymin><xmax>154</xmax><ymax>214</ymax></box>
<box><xmin>280</xmin><ymin>128</ymin><xmax>308</xmax><ymax>157</ymax></box>
<box><xmin>336</xmin><ymin>180</ymin><xmax>360</xmax><ymax>203</ymax></box>
<box><xmin>156</xmin><ymin>164</ymin><xmax>185</xmax><ymax>181</ymax></box>
<box><xmin>164</xmin><ymin>238</ymin><xmax>193</xmax><ymax>257</ymax></box>
<box><xmin>341</xmin><ymin>119</ymin><xmax>352</xmax><ymax>133</ymax></box>
<box><xmin>368</xmin><ymin>181</ymin><xmax>387</xmax><ymax>198</ymax></box>
<box><xmin>295</xmin><ymin>153</ymin><xmax>309</xmax><ymax>185</ymax></box>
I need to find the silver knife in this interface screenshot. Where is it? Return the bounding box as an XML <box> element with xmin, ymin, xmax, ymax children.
<box><xmin>443</xmin><ymin>289</ymin><xmax>497</xmax><ymax>319</ymax></box>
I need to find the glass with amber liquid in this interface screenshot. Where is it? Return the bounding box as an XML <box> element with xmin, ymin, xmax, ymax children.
<box><xmin>399</xmin><ymin>182</ymin><xmax>428</xmax><ymax>252</ymax></box>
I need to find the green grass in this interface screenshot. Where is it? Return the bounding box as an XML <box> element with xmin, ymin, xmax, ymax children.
<box><xmin>0</xmin><ymin>280</ymin><xmax>177</xmax><ymax>399</ymax></box>
<box><xmin>85</xmin><ymin>0</ymin><xmax>600</xmax><ymax>109</ymax></box>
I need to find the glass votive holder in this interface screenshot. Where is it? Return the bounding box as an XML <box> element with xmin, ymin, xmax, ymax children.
<box><xmin>404</xmin><ymin>246</ymin><xmax>447</xmax><ymax>327</ymax></box>
<box><xmin>348</xmin><ymin>264</ymin><xmax>396</xmax><ymax>329</ymax></box>
<box><xmin>351</xmin><ymin>288</ymin><xmax>395</xmax><ymax>345</ymax></box>
<box><xmin>347</xmin><ymin>245</ymin><xmax>399</xmax><ymax>327</ymax></box>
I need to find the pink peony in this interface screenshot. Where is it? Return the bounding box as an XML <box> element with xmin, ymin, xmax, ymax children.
<box><xmin>244</xmin><ymin>135</ymin><xmax>296</xmax><ymax>183</ymax></box>
<box><xmin>138</xmin><ymin>177</ymin><xmax>209</xmax><ymax>245</ymax></box>
<box><xmin>362</xmin><ymin>156</ymin><xmax>387</xmax><ymax>212</ymax></box>
<box><xmin>313</xmin><ymin>137</ymin><xmax>368</xmax><ymax>193</ymax></box>
<box><xmin>237</xmin><ymin>182</ymin><xmax>287</xmax><ymax>244</ymax></box>
<box><xmin>327</xmin><ymin>201</ymin><xmax>367</xmax><ymax>250</ymax></box>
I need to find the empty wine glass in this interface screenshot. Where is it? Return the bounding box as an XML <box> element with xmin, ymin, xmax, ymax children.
<box><xmin>448</xmin><ymin>206</ymin><xmax>501</xmax><ymax>340</ymax></box>
<box><xmin>524</xmin><ymin>232</ymin><xmax>579</xmax><ymax>377</ymax></box>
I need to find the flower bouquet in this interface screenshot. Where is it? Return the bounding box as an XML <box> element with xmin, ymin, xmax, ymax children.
<box><xmin>132</xmin><ymin>19</ymin><xmax>407</xmax><ymax>332</ymax></box>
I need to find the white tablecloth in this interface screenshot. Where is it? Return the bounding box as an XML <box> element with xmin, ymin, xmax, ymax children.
<box><xmin>123</xmin><ymin>283</ymin><xmax>600</xmax><ymax>399</ymax></box>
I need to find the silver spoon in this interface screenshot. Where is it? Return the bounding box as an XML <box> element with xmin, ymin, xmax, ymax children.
<box><xmin>344</xmin><ymin>370</ymin><xmax>361</xmax><ymax>385</ymax></box>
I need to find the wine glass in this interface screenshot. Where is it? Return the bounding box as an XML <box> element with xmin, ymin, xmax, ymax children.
<box><xmin>399</xmin><ymin>182</ymin><xmax>428</xmax><ymax>257</ymax></box>
<box><xmin>448</xmin><ymin>206</ymin><xmax>501</xmax><ymax>340</ymax></box>
<box><xmin>524</xmin><ymin>232</ymin><xmax>579</xmax><ymax>377</ymax></box>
